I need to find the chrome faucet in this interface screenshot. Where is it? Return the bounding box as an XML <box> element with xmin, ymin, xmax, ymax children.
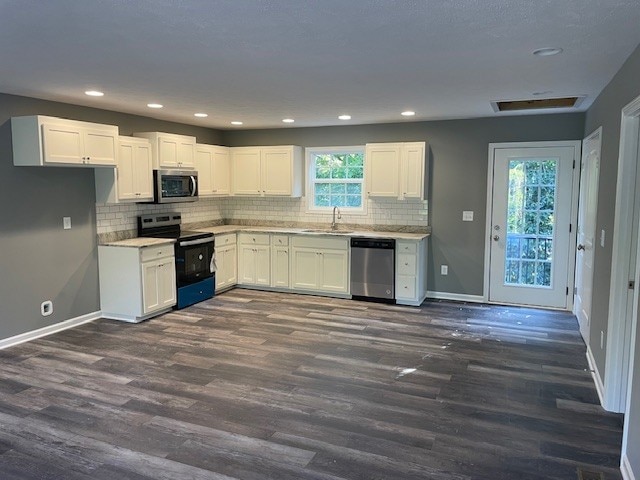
<box><xmin>331</xmin><ymin>206</ymin><xmax>341</xmax><ymax>230</ymax></box>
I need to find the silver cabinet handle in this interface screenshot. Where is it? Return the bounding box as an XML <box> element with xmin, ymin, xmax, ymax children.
<box><xmin>493</xmin><ymin>235</ymin><xmax>500</xmax><ymax>241</ymax></box>
<box><xmin>577</xmin><ymin>244</ymin><xmax>585</xmax><ymax>251</ymax></box>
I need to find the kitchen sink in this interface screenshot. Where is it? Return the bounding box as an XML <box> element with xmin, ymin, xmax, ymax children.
<box><xmin>302</xmin><ymin>229</ymin><xmax>354</xmax><ymax>234</ymax></box>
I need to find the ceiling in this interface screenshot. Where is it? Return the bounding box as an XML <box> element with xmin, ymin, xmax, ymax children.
<box><xmin>1</xmin><ymin>0</ymin><xmax>639</xmax><ymax>130</ymax></box>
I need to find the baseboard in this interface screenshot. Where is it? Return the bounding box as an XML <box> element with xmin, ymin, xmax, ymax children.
<box><xmin>586</xmin><ymin>344</ymin><xmax>606</xmax><ymax>407</ymax></box>
<box><xmin>622</xmin><ymin>453</ymin><xmax>636</xmax><ymax>480</ymax></box>
<box><xmin>0</xmin><ymin>311</ymin><xmax>101</xmax><ymax>350</ymax></box>
<box><xmin>426</xmin><ymin>291</ymin><xmax>485</xmax><ymax>303</ymax></box>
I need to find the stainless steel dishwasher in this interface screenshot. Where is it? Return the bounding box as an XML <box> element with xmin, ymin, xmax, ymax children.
<box><xmin>350</xmin><ymin>237</ymin><xmax>395</xmax><ymax>302</ymax></box>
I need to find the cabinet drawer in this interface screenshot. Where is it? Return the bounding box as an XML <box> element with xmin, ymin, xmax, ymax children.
<box><xmin>271</xmin><ymin>235</ymin><xmax>289</xmax><ymax>246</ymax></box>
<box><xmin>238</xmin><ymin>232</ymin><xmax>270</xmax><ymax>245</ymax></box>
<box><xmin>396</xmin><ymin>275</ymin><xmax>416</xmax><ymax>299</ymax></box>
<box><xmin>397</xmin><ymin>242</ymin><xmax>417</xmax><ymax>254</ymax></box>
<box><xmin>140</xmin><ymin>244</ymin><xmax>174</xmax><ymax>262</ymax></box>
<box><xmin>216</xmin><ymin>233</ymin><xmax>236</xmax><ymax>246</ymax></box>
<box><xmin>397</xmin><ymin>253</ymin><xmax>417</xmax><ymax>276</ymax></box>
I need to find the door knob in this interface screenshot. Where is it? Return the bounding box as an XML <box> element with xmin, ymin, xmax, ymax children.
<box><xmin>493</xmin><ymin>235</ymin><xmax>500</xmax><ymax>241</ymax></box>
<box><xmin>577</xmin><ymin>244</ymin><xmax>585</xmax><ymax>251</ymax></box>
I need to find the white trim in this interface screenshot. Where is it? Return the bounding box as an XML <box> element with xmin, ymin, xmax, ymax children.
<box><xmin>0</xmin><ymin>311</ymin><xmax>101</xmax><ymax>350</ymax></box>
<box><xmin>604</xmin><ymin>93</ymin><xmax>640</xmax><ymax>413</ymax></box>
<box><xmin>622</xmin><ymin>454</ymin><xmax>636</xmax><ymax>480</ymax></box>
<box><xmin>587</xmin><ymin>344</ymin><xmax>606</xmax><ymax>406</ymax></box>
<box><xmin>485</xmin><ymin>141</ymin><xmax>581</xmax><ymax>309</ymax></box>
<box><xmin>426</xmin><ymin>291</ymin><xmax>485</xmax><ymax>303</ymax></box>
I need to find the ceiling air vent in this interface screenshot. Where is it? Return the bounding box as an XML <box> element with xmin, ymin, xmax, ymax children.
<box><xmin>492</xmin><ymin>96</ymin><xmax>584</xmax><ymax>112</ymax></box>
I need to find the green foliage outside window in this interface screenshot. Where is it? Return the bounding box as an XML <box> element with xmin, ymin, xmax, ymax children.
<box><xmin>505</xmin><ymin>159</ymin><xmax>557</xmax><ymax>287</ymax></box>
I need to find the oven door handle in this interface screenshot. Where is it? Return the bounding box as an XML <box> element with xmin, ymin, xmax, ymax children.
<box><xmin>190</xmin><ymin>176</ymin><xmax>197</xmax><ymax>196</ymax></box>
<box><xmin>179</xmin><ymin>237</ymin><xmax>213</xmax><ymax>247</ymax></box>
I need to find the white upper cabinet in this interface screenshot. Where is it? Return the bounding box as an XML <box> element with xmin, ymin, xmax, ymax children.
<box><xmin>231</xmin><ymin>145</ymin><xmax>303</xmax><ymax>197</ymax></box>
<box><xmin>12</xmin><ymin>115</ymin><xmax>118</xmax><ymax>167</ymax></box>
<box><xmin>95</xmin><ymin>136</ymin><xmax>153</xmax><ymax>203</ymax></box>
<box><xmin>133</xmin><ymin>132</ymin><xmax>196</xmax><ymax>170</ymax></box>
<box><xmin>195</xmin><ymin>144</ymin><xmax>231</xmax><ymax>196</ymax></box>
<box><xmin>365</xmin><ymin>142</ymin><xmax>427</xmax><ymax>200</ymax></box>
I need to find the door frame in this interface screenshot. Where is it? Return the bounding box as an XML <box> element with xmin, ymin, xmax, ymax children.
<box><xmin>604</xmin><ymin>93</ymin><xmax>640</xmax><ymax>413</ymax></box>
<box><xmin>573</xmin><ymin>127</ymin><xmax>603</xmax><ymax>344</ymax></box>
<box><xmin>483</xmin><ymin>141</ymin><xmax>581</xmax><ymax>308</ymax></box>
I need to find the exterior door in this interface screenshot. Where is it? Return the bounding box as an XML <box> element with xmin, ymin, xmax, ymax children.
<box><xmin>488</xmin><ymin>144</ymin><xmax>578</xmax><ymax>308</ymax></box>
<box><xmin>574</xmin><ymin>129</ymin><xmax>601</xmax><ymax>343</ymax></box>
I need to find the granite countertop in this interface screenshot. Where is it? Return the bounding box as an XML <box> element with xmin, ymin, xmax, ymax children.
<box><xmin>100</xmin><ymin>237</ymin><xmax>176</xmax><ymax>248</ymax></box>
<box><xmin>196</xmin><ymin>225</ymin><xmax>430</xmax><ymax>241</ymax></box>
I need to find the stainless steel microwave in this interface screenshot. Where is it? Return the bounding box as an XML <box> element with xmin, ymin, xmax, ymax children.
<box><xmin>153</xmin><ymin>169</ymin><xmax>198</xmax><ymax>203</ymax></box>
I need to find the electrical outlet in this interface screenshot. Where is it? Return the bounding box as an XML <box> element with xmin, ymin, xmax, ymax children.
<box><xmin>63</xmin><ymin>217</ymin><xmax>72</xmax><ymax>230</ymax></box>
<box><xmin>600</xmin><ymin>331</ymin><xmax>605</xmax><ymax>349</ymax></box>
<box><xmin>441</xmin><ymin>265</ymin><xmax>448</xmax><ymax>275</ymax></box>
<box><xmin>462</xmin><ymin>211</ymin><xmax>474</xmax><ymax>222</ymax></box>
<box><xmin>41</xmin><ymin>300</ymin><xmax>53</xmax><ymax>317</ymax></box>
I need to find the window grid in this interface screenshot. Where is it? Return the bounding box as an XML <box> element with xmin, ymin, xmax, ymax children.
<box><xmin>309</xmin><ymin>150</ymin><xmax>365</xmax><ymax>210</ymax></box>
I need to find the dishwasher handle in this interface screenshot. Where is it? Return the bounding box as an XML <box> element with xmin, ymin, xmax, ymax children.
<box><xmin>350</xmin><ymin>237</ymin><xmax>395</xmax><ymax>249</ymax></box>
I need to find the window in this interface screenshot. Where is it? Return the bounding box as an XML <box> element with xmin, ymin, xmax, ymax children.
<box><xmin>307</xmin><ymin>147</ymin><xmax>365</xmax><ymax>213</ymax></box>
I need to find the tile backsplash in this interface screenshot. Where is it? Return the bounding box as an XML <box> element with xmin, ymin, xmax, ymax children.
<box><xmin>96</xmin><ymin>196</ymin><xmax>428</xmax><ymax>236</ymax></box>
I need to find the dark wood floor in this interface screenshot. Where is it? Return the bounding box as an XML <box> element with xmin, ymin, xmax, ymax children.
<box><xmin>0</xmin><ymin>290</ymin><xmax>624</xmax><ymax>480</ymax></box>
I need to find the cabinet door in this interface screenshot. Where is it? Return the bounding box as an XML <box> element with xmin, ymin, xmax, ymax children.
<box><xmin>237</xmin><ymin>244</ymin><xmax>257</xmax><ymax>284</ymax></box>
<box><xmin>211</xmin><ymin>147</ymin><xmax>231</xmax><ymax>195</ymax></box>
<box><xmin>158</xmin><ymin>261</ymin><xmax>177</xmax><ymax>308</ymax></box>
<box><xmin>195</xmin><ymin>146</ymin><xmax>214</xmax><ymax>195</ymax></box>
<box><xmin>232</xmin><ymin>148</ymin><xmax>262</xmax><ymax>195</ymax></box>
<box><xmin>318</xmin><ymin>250</ymin><xmax>349</xmax><ymax>293</ymax></box>
<box><xmin>291</xmin><ymin>248</ymin><xmax>319</xmax><ymax>290</ymax></box>
<box><xmin>158</xmin><ymin>136</ymin><xmax>180</xmax><ymax>168</ymax></box>
<box><xmin>401</xmin><ymin>143</ymin><xmax>425</xmax><ymax>199</ymax></box>
<box><xmin>133</xmin><ymin>142</ymin><xmax>153</xmax><ymax>199</ymax></box>
<box><xmin>177</xmin><ymin>139</ymin><xmax>195</xmax><ymax>169</ymax></box>
<box><xmin>255</xmin><ymin>246</ymin><xmax>271</xmax><ymax>286</ymax></box>
<box><xmin>365</xmin><ymin>143</ymin><xmax>400</xmax><ymax>197</ymax></box>
<box><xmin>41</xmin><ymin>123</ymin><xmax>84</xmax><ymax>164</ymax></box>
<box><xmin>83</xmin><ymin>128</ymin><xmax>117</xmax><ymax>166</ymax></box>
<box><xmin>117</xmin><ymin>141</ymin><xmax>136</xmax><ymax>200</ymax></box>
<box><xmin>262</xmin><ymin>147</ymin><xmax>292</xmax><ymax>195</ymax></box>
<box><xmin>271</xmin><ymin>246</ymin><xmax>289</xmax><ymax>288</ymax></box>
<box><xmin>224</xmin><ymin>245</ymin><xmax>237</xmax><ymax>286</ymax></box>
<box><xmin>142</xmin><ymin>262</ymin><xmax>161</xmax><ymax>313</ymax></box>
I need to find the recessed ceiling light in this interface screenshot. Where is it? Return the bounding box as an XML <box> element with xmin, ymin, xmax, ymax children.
<box><xmin>533</xmin><ymin>47</ymin><xmax>563</xmax><ymax>57</ymax></box>
<box><xmin>85</xmin><ymin>90</ymin><xmax>104</xmax><ymax>97</ymax></box>
<box><xmin>194</xmin><ymin>113</ymin><xmax>208</xmax><ymax>118</ymax></box>
<box><xmin>401</xmin><ymin>111</ymin><xmax>416</xmax><ymax>117</ymax></box>
<box><xmin>282</xmin><ymin>118</ymin><xmax>295</xmax><ymax>123</ymax></box>
<box><xmin>338</xmin><ymin>114</ymin><xmax>351</xmax><ymax>121</ymax></box>
<box><xmin>231</xmin><ymin>121</ymin><xmax>243</xmax><ymax>126</ymax></box>
<box><xmin>147</xmin><ymin>103</ymin><xmax>163</xmax><ymax>109</ymax></box>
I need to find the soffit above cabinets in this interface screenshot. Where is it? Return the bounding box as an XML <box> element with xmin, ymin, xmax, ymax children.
<box><xmin>0</xmin><ymin>0</ymin><xmax>639</xmax><ymax>129</ymax></box>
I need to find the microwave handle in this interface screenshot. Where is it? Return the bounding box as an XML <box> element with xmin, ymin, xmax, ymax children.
<box><xmin>189</xmin><ymin>176</ymin><xmax>197</xmax><ymax>196</ymax></box>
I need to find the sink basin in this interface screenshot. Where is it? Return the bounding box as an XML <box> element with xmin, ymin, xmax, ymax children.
<box><xmin>302</xmin><ymin>229</ymin><xmax>354</xmax><ymax>234</ymax></box>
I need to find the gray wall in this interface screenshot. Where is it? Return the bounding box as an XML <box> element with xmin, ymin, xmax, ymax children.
<box><xmin>0</xmin><ymin>93</ymin><xmax>222</xmax><ymax>340</ymax></box>
<box><xmin>584</xmin><ymin>43</ymin><xmax>640</xmax><ymax>474</ymax></box>
<box><xmin>222</xmin><ymin>114</ymin><xmax>585</xmax><ymax>296</ymax></box>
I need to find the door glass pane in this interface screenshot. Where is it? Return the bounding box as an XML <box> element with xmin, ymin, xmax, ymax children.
<box><xmin>505</xmin><ymin>159</ymin><xmax>557</xmax><ymax>287</ymax></box>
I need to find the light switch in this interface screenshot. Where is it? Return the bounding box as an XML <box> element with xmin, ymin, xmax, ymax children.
<box><xmin>63</xmin><ymin>217</ymin><xmax>71</xmax><ymax>230</ymax></box>
<box><xmin>600</xmin><ymin>229</ymin><xmax>605</xmax><ymax>248</ymax></box>
<box><xmin>462</xmin><ymin>211</ymin><xmax>474</xmax><ymax>222</ymax></box>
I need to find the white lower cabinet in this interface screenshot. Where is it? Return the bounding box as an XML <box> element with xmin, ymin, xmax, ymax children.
<box><xmin>291</xmin><ymin>236</ymin><xmax>349</xmax><ymax>294</ymax></box>
<box><xmin>98</xmin><ymin>243</ymin><xmax>176</xmax><ymax>322</ymax></box>
<box><xmin>271</xmin><ymin>235</ymin><xmax>290</xmax><ymax>288</ymax></box>
<box><xmin>215</xmin><ymin>234</ymin><xmax>237</xmax><ymax>291</ymax></box>
<box><xmin>237</xmin><ymin>233</ymin><xmax>270</xmax><ymax>286</ymax></box>
<box><xmin>395</xmin><ymin>238</ymin><xmax>428</xmax><ymax>306</ymax></box>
